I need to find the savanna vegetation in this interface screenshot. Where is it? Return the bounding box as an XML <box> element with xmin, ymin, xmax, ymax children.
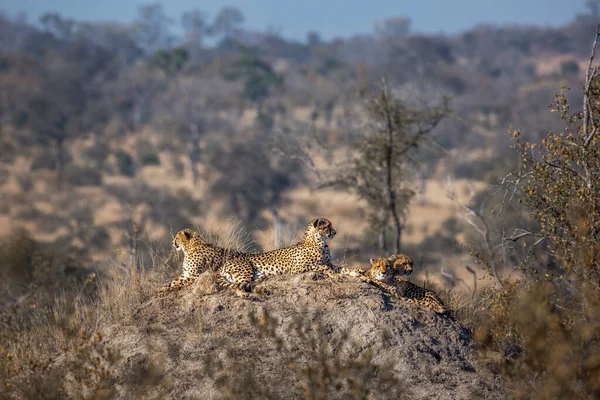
<box><xmin>1</xmin><ymin>2</ymin><xmax>600</xmax><ymax>398</ymax></box>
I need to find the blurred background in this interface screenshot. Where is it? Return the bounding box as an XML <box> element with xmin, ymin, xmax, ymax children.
<box><xmin>0</xmin><ymin>0</ymin><xmax>595</xmax><ymax>290</ymax></box>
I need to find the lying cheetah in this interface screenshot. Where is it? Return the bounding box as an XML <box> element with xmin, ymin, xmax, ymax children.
<box><xmin>217</xmin><ymin>217</ymin><xmax>358</xmax><ymax>292</ymax></box>
<box><xmin>158</xmin><ymin>228</ymin><xmax>242</xmax><ymax>296</ymax></box>
<box><xmin>360</xmin><ymin>256</ymin><xmax>446</xmax><ymax>314</ymax></box>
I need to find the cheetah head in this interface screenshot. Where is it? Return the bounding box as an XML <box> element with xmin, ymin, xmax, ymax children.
<box><xmin>368</xmin><ymin>258</ymin><xmax>394</xmax><ymax>281</ymax></box>
<box><xmin>172</xmin><ymin>228</ymin><xmax>199</xmax><ymax>252</ymax></box>
<box><xmin>388</xmin><ymin>254</ymin><xmax>413</xmax><ymax>276</ymax></box>
<box><xmin>305</xmin><ymin>217</ymin><xmax>336</xmax><ymax>242</ymax></box>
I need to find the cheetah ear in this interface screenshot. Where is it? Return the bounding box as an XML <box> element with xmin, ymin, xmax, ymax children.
<box><xmin>369</xmin><ymin>258</ymin><xmax>374</xmax><ymax>264</ymax></box>
<box><xmin>313</xmin><ymin>218</ymin><xmax>321</xmax><ymax>228</ymax></box>
<box><xmin>183</xmin><ymin>230</ymin><xmax>192</xmax><ymax>240</ymax></box>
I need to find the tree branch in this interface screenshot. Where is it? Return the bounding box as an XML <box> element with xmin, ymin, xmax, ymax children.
<box><xmin>448</xmin><ymin>181</ymin><xmax>504</xmax><ymax>287</ymax></box>
<box><xmin>503</xmin><ymin>229</ymin><xmax>544</xmax><ymax>242</ymax></box>
<box><xmin>584</xmin><ymin>24</ymin><xmax>600</xmax><ymax>147</ymax></box>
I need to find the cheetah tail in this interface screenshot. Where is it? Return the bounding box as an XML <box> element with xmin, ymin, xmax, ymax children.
<box><xmin>216</xmin><ymin>274</ymin><xmax>252</xmax><ymax>292</ymax></box>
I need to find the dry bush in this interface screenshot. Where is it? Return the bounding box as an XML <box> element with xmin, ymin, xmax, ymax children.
<box><xmin>0</xmin><ymin>231</ymin><xmax>95</xmax><ymax>307</ymax></box>
<box><xmin>30</xmin><ymin>150</ymin><xmax>57</xmax><ymax>171</ymax></box>
<box><xmin>135</xmin><ymin>138</ymin><xmax>160</xmax><ymax>166</ymax></box>
<box><xmin>456</xmin><ymin>53</ymin><xmax>600</xmax><ymax>399</ymax></box>
<box><xmin>64</xmin><ymin>164</ymin><xmax>103</xmax><ymax>187</ymax></box>
<box><xmin>0</xmin><ymin>231</ymin><xmax>175</xmax><ymax>398</ymax></box>
<box><xmin>472</xmin><ymin>280</ymin><xmax>600</xmax><ymax>399</ymax></box>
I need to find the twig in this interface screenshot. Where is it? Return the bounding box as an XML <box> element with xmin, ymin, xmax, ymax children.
<box><xmin>504</xmin><ymin>229</ymin><xmax>544</xmax><ymax>242</ymax></box>
<box><xmin>466</xmin><ymin>265</ymin><xmax>477</xmax><ymax>299</ymax></box>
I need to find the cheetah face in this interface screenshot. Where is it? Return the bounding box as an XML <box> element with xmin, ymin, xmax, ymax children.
<box><xmin>390</xmin><ymin>254</ymin><xmax>413</xmax><ymax>276</ymax></box>
<box><xmin>369</xmin><ymin>258</ymin><xmax>394</xmax><ymax>281</ymax></box>
<box><xmin>172</xmin><ymin>229</ymin><xmax>196</xmax><ymax>252</ymax></box>
<box><xmin>310</xmin><ymin>217</ymin><xmax>336</xmax><ymax>241</ymax></box>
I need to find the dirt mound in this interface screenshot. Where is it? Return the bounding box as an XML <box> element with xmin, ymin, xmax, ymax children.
<box><xmin>104</xmin><ymin>272</ymin><xmax>504</xmax><ymax>399</ymax></box>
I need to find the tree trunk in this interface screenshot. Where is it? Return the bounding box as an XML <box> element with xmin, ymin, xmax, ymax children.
<box><xmin>129</xmin><ymin>219</ymin><xmax>139</xmax><ymax>272</ymax></box>
<box><xmin>187</xmin><ymin>123</ymin><xmax>201</xmax><ymax>186</ymax></box>
<box><xmin>394</xmin><ymin>222</ymin><xmax>402</xmax><ymax>254</ymax></box>
<box><xmin>381</xmin><ymin>81</ymin><xmax>403</xmax><ymax>253</ymax></box>
<box><xmin>55</xmin><ymin>138</ymin><xmax>65</xmax><ymax>190</ymax></box>
<box><xmin>417</xmin><ymin>169</ymin><xmax>426</xmax><ymax>205</ymax></box>
<box><xmin>378</xmin><ymin>228</ymin><xmax>387</xmax><ymax>251</ymax></box>
<box><xmin>272</xmin><ymin>207</ymin><xmax>282</xmax><ymax>249</ymax></box>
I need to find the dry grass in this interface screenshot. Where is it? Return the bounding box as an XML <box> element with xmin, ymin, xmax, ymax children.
<box><xmin>0</xmin><ymin>231</ymin><xmax>175</xmax><ymax>399</ymax></box>
<box><xmin>193</xmin><ymin>216</ymin><xmax>255</xmax><ymax>252</ymax></box>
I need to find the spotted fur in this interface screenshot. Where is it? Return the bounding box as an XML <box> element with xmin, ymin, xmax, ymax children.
<box><xmin>217</xmin><ymin>218</ymin><xmax>357</xmax><ymax>292</ymax></box>
<box><xmin>361</xmin><ymin>256</ymin><xmax>446</xmax><ymax>314</ymax></box>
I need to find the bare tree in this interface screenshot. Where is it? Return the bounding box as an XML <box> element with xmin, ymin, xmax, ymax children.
<box><xmin>133</xmin><ymin>3</ymin><xmax>174</xmax><ymax>54</ymax></box>
<box><xmin>275</xmin><ymin>79</ymin><xmax>449</xmax><ymax>253</ymax></box>
<box><xmin>181</xmin><ymin>9</ymin><xmax>207</xmax><ymax>60</ymax></box>
<box><xmin>207</xmin><ymin>6</ymin><xmax>245</xmax><ymax>42</ymax></box>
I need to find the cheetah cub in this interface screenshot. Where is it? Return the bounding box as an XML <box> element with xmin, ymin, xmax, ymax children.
<box><xmin>361</xmin><ymin>255</ymin><xmax>446</xmax><ymax>314</ymax></box>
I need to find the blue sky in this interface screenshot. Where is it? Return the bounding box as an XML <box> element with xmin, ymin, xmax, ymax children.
<box><xmin>0</xmin><ymin>0</ymin><xmax>589</xmax><ymax>40</ymax></box>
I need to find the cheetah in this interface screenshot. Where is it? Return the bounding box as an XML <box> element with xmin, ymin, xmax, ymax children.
<box><xmin>360</xmin><ymin>256</ymin><xmax>446</xmax><ymax>314</ymax></box>
<box><xmin>157</xmin><ymin>228</ymin><xmax>242</xmax><ymax>296</ymax></box>
<box><xmin>160</xmin><ymin>218</ymin><xmax>355</xmax><ymax>296</ymax></box>
<box><xmin>216</xmin><ymin>217</ymin><xmax>358</xmax><ymax>292</ymax></box>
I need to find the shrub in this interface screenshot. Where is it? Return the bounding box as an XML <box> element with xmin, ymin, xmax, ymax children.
<box><xmin>0</xmin><ymin>168</ymin><xmax>9</xmax><ymax>186</ymax></box>
<box><xmin>560</xmin><ymin>59</ymin><xmax>579</xmax><ymax>75</ymax></box>
<box><xmin>466</xmin><ymin>49</ymin><xmax>600</xmax><ymax>399</ymax></box>
<box><xmin>14</xmin><ymin>205</ymin><xmax>41</xmax><ymax>220</ymax></box>
<box><xmin>0</xmin><ymin>141</ymin><xmax>16</xmax><ymax>163</ymax></box>
<box><xmin>135</xmin><ymin>139</ymin><xmax>160</xmax><ymax>166</ymax></box>
<box><xmin>140</xmin><ymin>153</ymin><xmax>160</xmax><ymax>166</ymax></box>
<box><xmin>65</xmin><ymin>165</ymin><xmax>103</xmax><ymax>186</ymax></box>
<box><xmin>82</xmin><ymin>140</ymin><xmax>110</xmax><ymax>169</ymax></box>
<box><xmin>115</xmin><ymin>150</ymin><xmax>136</xmax><ymax>177</ymax></box>
<box><xmin>88</xmin><ymin>226</ymin><xmax>111</xmax><ymax>250</ymax></box>
<box><xmin>473</xmin><ymin>281</ymin><xmax>600</xmax><ymax>399</ymax></box>
<box><xmin>36</xmin><ymin>213</ymin><xmax>69</xmax><ymax>234</ymax></box>
<box><xmin>30</xmin><ymin>150</ymin><xmax>56</xmax><ymax>171</ymax></box>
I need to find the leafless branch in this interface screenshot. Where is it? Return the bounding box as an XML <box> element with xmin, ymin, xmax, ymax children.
<box><xmin>495</xmin><ymin>171</ymin><xmax>533</xmax><ymax>214</ymax></box>
<box><xmin>584</xmin><ymin>24</ymin><xmax>600</xmax><ymax>147</ymax></box>
<box><xmin>447</xmin><ymin>179</ymin><xmax>504</xmax><ymax>287</ymax></box>
<box><xmin>503</xmin><ymin>228</ymin><xmax>544</xmax><ymax>242</ymax></box>
<box><xmin>466</xmin><ymin>265</ymin><xmax>477</xmax><ymax>299</ymax></box>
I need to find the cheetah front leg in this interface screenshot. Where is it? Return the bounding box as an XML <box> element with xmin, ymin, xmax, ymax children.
<box><xmin>308</xmin><ymin>264</ymin><xmax>343</xmax><ymax>279</ymax></box>
<box><xmin>337</xmin><ymin>265</ymin><xmax>366</xmax><ymax>278</ymax></box>
<box><xmin>392</xmin><ymin>276</ymin><xmax>447</xmax><ymax>314</ymax></box>
<box><xmin>157</xmin><ymin>273</ymin><xmax>199</xmax><ymax>297</ymax></box>
<box><xmin>358</xmin><ymin>276</ymin><xmax>397</xmax><ymax>294</ymax></box>
<box><xmin>391</xmin><ymin>294</ymin><xmax>446</xmax><ymax>314</ymax></box>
